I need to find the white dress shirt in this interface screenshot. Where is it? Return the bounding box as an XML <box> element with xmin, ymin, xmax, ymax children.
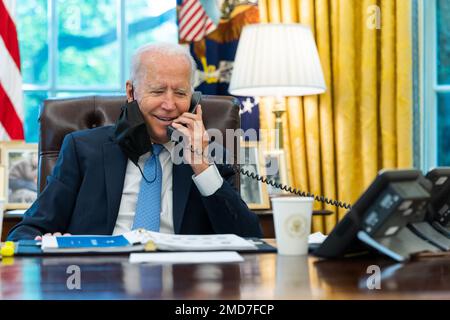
<box><xmin>112</xmin><ymin>142</ymin><xmax>224</xmax><ymax>235</ymax></box>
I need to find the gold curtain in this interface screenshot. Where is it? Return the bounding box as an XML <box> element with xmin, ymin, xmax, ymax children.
<box><xmin>258</xmin><ymin>0</ymin><xmax>413</xmax><ymax>233</ymax></box>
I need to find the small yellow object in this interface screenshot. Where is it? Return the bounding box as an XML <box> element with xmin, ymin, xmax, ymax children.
<box><xmin>1</xmin><ymin>241</ymin><xmax>15</xmax><ymax>257</ymax></box>
<box><xmin>144</xmin><ymin>240</ymin><xmax>156</xmax><ymax>252</ymax></box>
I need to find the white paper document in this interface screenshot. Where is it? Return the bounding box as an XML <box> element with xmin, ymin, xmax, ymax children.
<box><xmin>40</xmin><ymin>230</ymin><xmax>258</xmax><ymax>253</ymax></box>
<box><xmin>308</xmin><ymin>232</ymin><xmax>327</xmax><ymax>244</ymax></box>
<box><xmin>126</xmin><ymin>231</ymin><xmax>258</xmax><ymax>251</ymax></box>
<box><xmin>129</xmin><ymin>251</ymin><xmax>244</xmax><ymax>264</ymax></box>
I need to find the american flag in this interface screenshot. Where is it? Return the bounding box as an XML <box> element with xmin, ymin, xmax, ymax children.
<box><xmin>0</xmin><ymin>0</ymin><xmax>24</xmax><ymax>140</ymax></box>
<box><xmin>178</xmin><ymin>0</ymin><xmax>216</xmax><ymax>42</ymax></box>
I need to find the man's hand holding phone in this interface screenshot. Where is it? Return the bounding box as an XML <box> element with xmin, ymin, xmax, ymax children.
<box><xmin>171</xmin><ymin>104</ymin><xmax>210</xmax><ymax>175</ymax></box>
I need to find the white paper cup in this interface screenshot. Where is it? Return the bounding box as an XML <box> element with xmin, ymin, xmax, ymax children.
<box><xmin>271</xmin><ymin>196</ymin><xmax>314</xmax><ymax>255</ymax></box>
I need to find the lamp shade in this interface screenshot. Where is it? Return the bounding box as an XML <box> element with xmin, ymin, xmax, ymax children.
<box><xmin>229</xmin><ymin>23</ymin><xmax>326</xmax><ymax>97</ymax></box>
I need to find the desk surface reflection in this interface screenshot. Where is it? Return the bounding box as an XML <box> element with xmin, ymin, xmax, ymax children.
<box><xmin>1</xmin><ymin>240</ymin><xmax>449</xmax><ymax>299</ymax></box>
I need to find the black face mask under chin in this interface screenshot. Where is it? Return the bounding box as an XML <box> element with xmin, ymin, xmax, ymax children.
<box><xmin>114</xmin><ymin>100</ymin><xmax>152</xmax><ymax>166</ymax></box>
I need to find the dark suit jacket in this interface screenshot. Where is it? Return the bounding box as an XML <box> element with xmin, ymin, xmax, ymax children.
<box><xmin>7</xmin><ymin>126</ymin><xmax>263</xmax><ymax>241</ymax></box>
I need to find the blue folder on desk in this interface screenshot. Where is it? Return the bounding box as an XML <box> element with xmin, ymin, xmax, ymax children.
<box><xmin>15</xmin><ymin>240</ymin><xmax>44</xmax><ymax>255</ymax></box>
<box><xmin>14</xmin><ymin>238</ymin><xmax>277</xmax><ymax>256</ymax></box>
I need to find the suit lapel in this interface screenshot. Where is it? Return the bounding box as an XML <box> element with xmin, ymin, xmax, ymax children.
<box><xmin>172</xmin><ymin>163</ymin><xmax>193</xmax><ymax>233</ymax></box>
<box><xmin>103</xmin><ymin>141</ymin><xmax>127</xmax><ymax>233</ymax></box>
<box><xmin>102</xmin><ymin>137</ymin><xmax>193</xmax><ymax>234</ymax></box>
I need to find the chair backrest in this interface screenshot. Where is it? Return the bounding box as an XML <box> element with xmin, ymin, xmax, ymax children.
<box><xmin>38</xmin><ymin>95</ymin><xmax>241</xmax><ymax>192</ymax></box>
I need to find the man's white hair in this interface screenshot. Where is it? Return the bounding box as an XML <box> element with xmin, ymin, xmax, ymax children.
<box><xmin>129</xmin><ymin>42</ymin><xmax>196</xmax><ymax>89</ymax></box>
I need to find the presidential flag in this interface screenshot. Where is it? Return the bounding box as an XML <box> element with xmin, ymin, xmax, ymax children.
<box><xmin>177</xmin><ymin>0</ymin><xmax>260</xmax><ymax>139</ymax></box>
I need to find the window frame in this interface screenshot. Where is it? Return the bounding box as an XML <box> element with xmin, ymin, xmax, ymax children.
<box><xmin>420</xmin><ymin>0</ymin><xmax>450</xmax><ymax>171</ymax></box>
<box><xmin>21</xmin><ymin>0</ymin><xmax>135</xmax><ymax>96</ymax></box>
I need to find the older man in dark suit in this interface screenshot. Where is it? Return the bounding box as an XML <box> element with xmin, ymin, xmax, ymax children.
<box><xmin>8</xmin><ymin>43</ymin><xmax>262</xmax><ymax>241</ymax></box>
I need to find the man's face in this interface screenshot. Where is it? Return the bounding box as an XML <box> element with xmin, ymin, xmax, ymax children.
<box><xmin>128</xmin><ymin>52</ymin><xmax>192</xmax><ymax>144</ymax></box>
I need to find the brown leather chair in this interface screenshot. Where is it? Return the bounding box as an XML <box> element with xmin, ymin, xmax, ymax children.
<box><xmin>38</xmin><ymin>95</ymin><xmax>241</xmax><ymax>193</ymax></box>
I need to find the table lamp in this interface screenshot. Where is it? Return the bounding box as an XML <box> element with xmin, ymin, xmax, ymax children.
<box><xmin>229</xmin><ymin>23</ymin><xmax>326</xmax><ymax>149</ymax></box>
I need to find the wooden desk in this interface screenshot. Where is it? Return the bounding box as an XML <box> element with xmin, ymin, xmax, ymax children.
<box><xmin>1</xmin><ymin>240</ymin><xmax>449</xmax><ymax>299</ymax></box>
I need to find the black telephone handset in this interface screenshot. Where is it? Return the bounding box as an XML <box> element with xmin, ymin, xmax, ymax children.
<box><xmin>166</xmin><ymin>91</ymin><xmax>202</xmax><ymax>141</ymax></box>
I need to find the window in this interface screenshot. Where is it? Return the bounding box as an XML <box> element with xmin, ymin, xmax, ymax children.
<box><xmin>421</xmin><ymin>0</ymin><xmax>450</xmax><ymax>169</ymax></box>
<box><xmin>17</xmin><ymin>0</ymin><xmax>177</xmax><ymax>143</ymax></box>
<box><xmin>436</xmin><ymin>0</ymin><xmax>450</xmax><ymax>165</ymax></box>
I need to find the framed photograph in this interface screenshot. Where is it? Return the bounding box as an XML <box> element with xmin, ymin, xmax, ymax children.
<box><xmin>263</xmin><ymin>149</ymin><xmax>289</xmax><ymax>196</ymax></box>
<box><xmin>0</xmin><ymin>141</ymin><xmax>39</xmax><ymax>210</ymax></box>
<box><xmin>239</xmin><ymin>141</ymin><xmax>270</xmax><ymax>210</ymax></box>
